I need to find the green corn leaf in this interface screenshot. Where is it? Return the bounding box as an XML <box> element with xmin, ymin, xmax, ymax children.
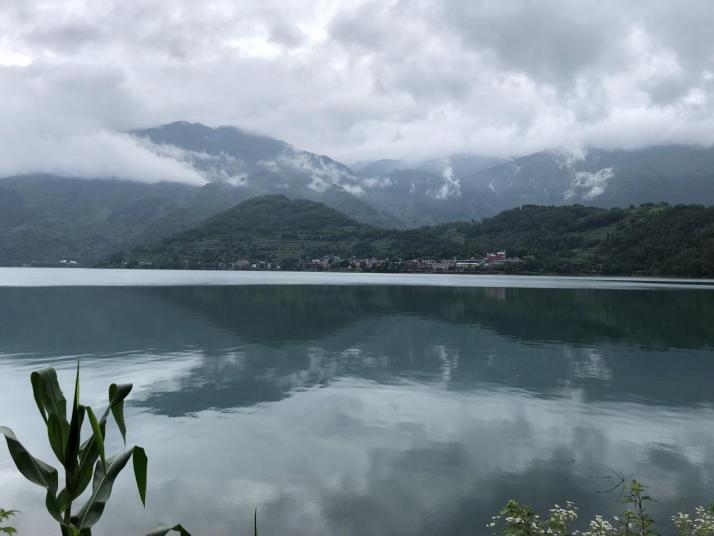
<box><xmin>0</xmin><ymin>426</ymin><xmax>58</xmax><ymax>492</ymax></box>
<box><xmin>64</xmin><ymin>405</ymin><xmax>85</xmax><ymax>494</ymax></box>
<box><xmin>144</xmin><ymin>524</ymin><xmax>192</xmax><ymax>536</ymax></box>
<box><xmin>72</xmin><ymin>444</ymin><xmax>99</xmax><ymax>500</ymax></box>
<box><xmin>254</xmin><ymin>508</ymin><xmax>258</xmax><ymax>536</ymax></box>
<box><xmin>0</xmin><ymin>426</ymin><xmax>63</xmax><ymax>522</ymax></box>
<box><xmin>56</xmin><ymin>488</ymin><xmax>71</xmax><ymax>513</ymax></box>
<box><xmin>106</xmin><ymin>383</ymin><xmax>132</xmax><ymax>444</ymax></box>
<box><xmin>31</xmin><ymin>368</ymin><xmax>70</xmax><ymax>462</ymax></box>
<box><xmin>77</xmin><ymin>418</ymin><xmax>105</xmax><ymax>469</ymax></box>
<box><xmin>30</xmin><ymin>368</ymin><xmax>68</xmax><ymax>426</ymax></box>
<box><xmin>85</xmin><ymin>407</ymin><xmax>106</xmax><ymax>474</ymax></box>
<box><xmin>46</xmin><ymin>489</ymin><xmax>65</xmax><ymax>522</ymax></box>
<box><xmin>72</xmin><ymin>448</ymin><xmax>135</xmax><ymax>530</ymax></box>
<box><xmin>64</xmin><ymin>364</ymin><xmax>84</xmax><ymax>493</ymax></box>
<box><xmin>133</xmin><ymin>446</ymin><xmax>148</xmax><ymax>507</ymax></box>
<box><xmin>60</xmin><ymin>523</ymin><xmax>80</xmax><ymax>536</ymax></box>
<box><xmin>47</xmin><ymin>412</ymin><xmax>66</xmax><ymax>464</ymax></box>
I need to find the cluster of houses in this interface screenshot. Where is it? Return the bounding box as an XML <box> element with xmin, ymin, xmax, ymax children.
<box><xmin>382</xmin><ymin>251</ymin><xmax>523</xmax><ymax>273</ymax></box>
<box><xmin>222</xmin><ymin>251</ymin><xmax>522</xmax><ymax>272</ymax></box>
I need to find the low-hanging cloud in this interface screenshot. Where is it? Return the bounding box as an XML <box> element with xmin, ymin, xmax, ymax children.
<box><xmin>0</xmin><ymin>130</ymin><xmax>207</xmax><ymax>185</ymax></box>
<box><xmin>0</xmin><ymin>0</ymin><xmax>713</xmax><ymax>173</ymax></box>
<box><xmin>0</xmin><ymin>60</ymin><xmax>205</xmax><ymax>184</ymax></box>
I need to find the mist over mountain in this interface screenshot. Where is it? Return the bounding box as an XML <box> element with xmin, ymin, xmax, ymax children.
<box><xmin>131</xmin><ymin>122</ymin><xmax>714</xmax><ymax>227</ymax></box>
<box><xmin>133</xmin><ymin>121</ymin><xmax>399</xmax><ymax>228</ymax></box>
<box><xmin>351</xmin><ymin>144</ymin><xmax>714</xmax><ymax>226</ymax></box>
<box><xmin>3</xmin><ymin>120</ymin><xmax>714</xmax><ymax>265</ymax></box>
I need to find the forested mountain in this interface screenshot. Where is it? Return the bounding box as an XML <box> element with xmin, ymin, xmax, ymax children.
<box><xmin>0</xmin><ymin>175</ymin><xmax>239</xmax><ymax>265</ymax></box>
<box><xmin>3</xmin><ymin>121</ymin><xmax>714</xmax><ymax>266</ymax></box>
<box><xmin>355</xmin><ymin>145</ymin><xmax>714</xmax><ymax>226</ymax></box>
<box><xmin>133</xmin><ymin>121</ymin><xmax>399</xmax><ymax>228</ymax></box>
<box><xmin>103</xmin><ymin>195</ymin><xmax>714</xmax><ymax>277</ymax></box>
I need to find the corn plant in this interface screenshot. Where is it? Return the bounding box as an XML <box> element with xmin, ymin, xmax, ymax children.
<box><xmin>0</xmin><ymin>365</ymin><xmax>190</xmax><ymax>536</ymax></box>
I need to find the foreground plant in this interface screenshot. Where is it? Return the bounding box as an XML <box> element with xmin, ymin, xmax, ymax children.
<box><xmin>488</xmin><ymin>499</ymin><xmax>579</xmax><ymax>535</ymax></box>
<box><xmin>0</xmin><ymin>365</ymin><xmax>190</xmax><ymax>536</ymax></box>
<box><xmin>489</xmin><ymin>480</ymin><xmax>714</xmax><ymax>536</ymax></box>
<box><xmin>673</xmin><ymin>505</ymin><xmax>714</xmax><ymax>536</ymax></box>
<box><xmin>0</xmin><ymin>508</ymin><xmax>18</xmax><ymax>535</ymax></box>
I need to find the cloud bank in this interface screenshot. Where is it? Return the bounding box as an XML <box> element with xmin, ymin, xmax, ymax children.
<box><xmin>1</xmin><ymin>0</ymin><xmax>713</xmax><ymax>181</ymax></box>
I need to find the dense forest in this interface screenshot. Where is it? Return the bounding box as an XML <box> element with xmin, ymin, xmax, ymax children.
<box><xmin>101</xmin><ymin>195</ymin><xmax>714</xmax><ymax>277</ymax></box>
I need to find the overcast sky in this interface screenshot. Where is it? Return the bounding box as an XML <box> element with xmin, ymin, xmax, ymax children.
<box><xmin>1</xmin><ymin>0</ymin><xmax>713</xmax><ymax>180</ymax></box>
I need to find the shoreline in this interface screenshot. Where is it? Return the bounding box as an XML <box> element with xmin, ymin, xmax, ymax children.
<box><xmin>1</xmin><ymin>267</ymin><xmax>714</xmax><ymax>290</ymax></box>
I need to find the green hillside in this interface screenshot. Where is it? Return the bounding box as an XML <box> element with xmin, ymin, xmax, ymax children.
<box><xmin>102</xmin><ymin>196</ymin><xmax>714</xmax><ymax>277</ymax></box>
<box><xmin>0</xmin><ymin>175</ymin><xmax>246</xmax><ymax>265</ymax></box>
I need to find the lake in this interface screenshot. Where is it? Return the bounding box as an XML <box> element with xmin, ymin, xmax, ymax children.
<box><xmin>1</xmin><ymin>269</ymin><xmax>713</xmax><ymax>535</ymax></box>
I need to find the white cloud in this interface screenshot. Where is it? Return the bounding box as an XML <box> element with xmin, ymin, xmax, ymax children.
<box><xmin>0</xmin><ymin>130</ymin><xmax>206</xmax><ymax>185</ymax></box>
<box><xmin>361</xmin><ymin>176</ymin><xmax>395</xmax><ymax>189</ymax></box>
<box><xmin>565</xmin><ymin>168</ymin><xmax>615</xmax><ymax>201</ymax></box>
<box><xmin>428</xmin><ymin>160</ymin><xmax>461</xmax><ymax>200</ymax></box>
<box><xmin>275</xmin><ymin>151</ymin><xmax>364</xmax><ymax>194</ymax></box>
<box><xmin>0</xmin><ymin>0</ymin><xmax>713</xmax><ymax>173</ymax></box>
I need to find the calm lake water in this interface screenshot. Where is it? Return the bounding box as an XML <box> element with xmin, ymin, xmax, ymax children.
<box><xmin>1</xmin><ymin>269</ymin><xmax>714</xmax><ymax>535</ymax></box>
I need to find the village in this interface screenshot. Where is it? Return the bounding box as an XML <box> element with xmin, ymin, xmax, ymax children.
<box><xmin>221</xmin><ymin>250</ymin><xmax>523</xmax><ymax>272</ymax></box>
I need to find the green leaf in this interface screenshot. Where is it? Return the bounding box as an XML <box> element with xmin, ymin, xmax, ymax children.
<box><xmin>47</xmin><ymin>413</ymin><xmax>66</xmax><ymax>464</ymax></box>
<box><xmin>64</xmin><ymin>363</ymin><xmax>85</xmax><ymax>495</ymax></box>
<box><xmin>144</xmin><ymin>524</ymin><xmax>192</xmax><ymax>536</ymax></box>
<box><xmin>60</xmin><ymin>524</ymin><xmax>80</xmax><ymax>536</ymax></box>
<box><xmin>106</xmin><ymin>384</ymin><xmax>132</xmax><ymax>444</ymax></box>
<box><xmin>74</xmin><ymin>421</ymin><xmax>106</xmax><ymax>500</ymax></box>
<box><xmin>31</xmin><ymin>368</ymin><xmax>69</xmax><ymax>463</ymax></box>
<box><xmin>30</xmin><ymin>368</ymin><xmax>68</xmax><ymax>426</ymax></box>
<box><xmin>0</xmin><ymin>426</ymin><xmax>58</xmax><ymax>492</ymax></box>
<box><xmin>0</xmin><ymin>509</ymin><xmax>18</xmax><ymax>521</ymax></box>
<box><xmin>0</xmin><ymin>426</ymin><xmax>63</xmax><ymax>523</ymax></box>
<box><xmin>64</xmin><ymin>405</ymin><xmax>85</xmax><ymax>494</ymax></box>
<box><xmin>86</xmin><ymin>407</ymin><xmax>106</xmax><ymax>474</ymax></box>
<box><xmin>133</xmin><ymin>446</ymin><xmax>148</xmax><ymax>507</ymax></box>
<box><xmin>254</xmin><ymin>508</ymin><xmax>258</xmax><ymax>536</ymax></box>
<box><xmin>45</xmin><ymin>489</ymin><xmax>63</xmax><ymax>523</ymax></box>
<box><xmin>72</xmin><ymin>448</ymin><xmax>135</xmax><ymax>530</ymax></box>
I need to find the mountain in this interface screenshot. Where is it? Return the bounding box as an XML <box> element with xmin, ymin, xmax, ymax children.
<box><xmin>101</xmin><ymin>195</ymin><xmax>384</xmax><ymax>268</ymax></box>
<box><xmin>0</xmin><ymin>175</ymin><xmax>247</xmax><ymax>265</ymax></box>
<box><xmin>133</xmin><ymin>121</ymin><xmax>399</xmax><ymax>228</ymax></box>
<box><xmin>353</xmin><ymin>154</ymin><xmax>505</xmax><ymax>226</ymax></box>
<box><xmin>358</xmin><ymin>168</ymin><xmax>492</xmax><ymax>227</ymax></box>
<box><xmin>0</xmin><ymin>122</ymin><xmax>401</xmax><ymax>266</ymax></box>
<box><xmin>417</xmin><ymin>153</ymin><xmax>505</xmax><ymax>177</ymax></box>
<box><xmin>4</xmin><ymin>121</ymin><xmax>714</xmax><ymax>267</ymax></box>
<box><xmin>354</xmin><ymin>154</ymin><xmax>504</xmax><ymax>178</ymax></box>
<box><xmin>104</xmin><ymin>195</ymin><xmax>714</xmax><ymax>277</ymax></box>
<box><xmin>353</xmin><ymin>145</ymin><xmax>714</xmax><ymax>226</ymax></box>
<box><xmin>462</xmin><ymin>145</ymin><xmax>714</xmax><ymax>211</ymax></box>
<box><xmin>354</xmin><ymin>159</ymin><xmax>407</xmax><ymax>177</ymax></box>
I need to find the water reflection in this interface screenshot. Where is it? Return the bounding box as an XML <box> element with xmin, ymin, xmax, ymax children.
<box><xmin>0</xmin><ymin>284</ymin><xmax>713</xmax><ymax>535</ymax></box>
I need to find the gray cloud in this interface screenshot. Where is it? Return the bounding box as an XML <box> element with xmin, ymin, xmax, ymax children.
<box><xmin>0</xmin><ymin>0</ymin><xmax>713</xmax><ymax>181</ymax></box>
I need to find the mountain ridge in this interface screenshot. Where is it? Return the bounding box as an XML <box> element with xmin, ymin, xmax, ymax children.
<box><xmin>3</xmin><ymin>121</ymin><xmax>714</xmax><ymax>266</ymax></box>
<box><xmin>102</xmin><ymin>194</ymin><xmax>714</xmax><ymax>277</ymax></box>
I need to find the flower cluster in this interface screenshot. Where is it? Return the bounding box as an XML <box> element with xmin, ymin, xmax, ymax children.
<box><xmin>488</xmin><ymin>499</ymin><xmax>579</xmax><ymax>536</ymax></box>
<box><xmin>489</xmin><ymin>481</ymin><xmax>714</xmax><ymax>536</ymax></box>
<box><xmin>673</xmin><ymin>506</ymin><xmax>714</xmax><ymax>535</ymax></box>
<box><xmin>582</xmin><ymin>515</ymin><xmax>616</xmax><ymax>536</ymax></box>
